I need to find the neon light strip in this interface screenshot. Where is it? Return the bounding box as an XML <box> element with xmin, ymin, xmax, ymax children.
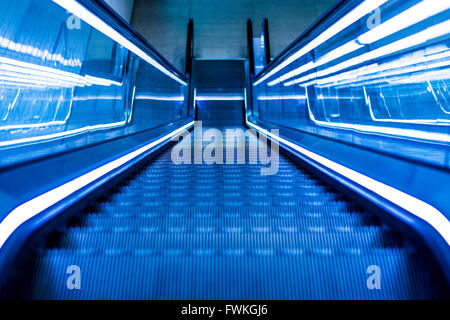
<box><xmin>315</xmin><ymin>50</ymin><xmax>450</xmax><ymax>87</ymax></box>
<box><xmin>73</xmin><ymin>95</ymin><xmax>123</xmax><ymax>101</ymax></box>
<box><xmin>267</xmin><ymin>0</ymin><xmax>449</xmax><ymax>86</ymax></box>
<box><xmin>0</xmin><ymin>35</ymin><xmax>81</xmax><ymax>67</ymax></box>
<box><xmin>257</xmin><ymin>95</ymin><xmax>306</xmax><ymax>100</ymax></box>
<box><xmin>52</xmin><ymin>0</ymin><xmax>187</xmax><ymax>86</ymax></box>
<box><xmin>0</xmin><ymin>121</ymin><xmax>67</xmax><ymax>131</ymax></box>
<box><xmin>196</xmin><ymin>95</ymin><xmax>245</xmax><ymax>101</ymax></box>
<box><xmin>0</xmin><ymin>57</ymin><xmax>122</xmax><ymax>88</ymax></box>
<box><xmin>357</xmin><ymin>0</ymin><xmax>450</xmax><ymax>44</ymax></box>
<box><xmin>285</xmin><ymin>20</ymin><xmax>450</xmax><ymax>86</ymax></box>
<box><xmin>246</xmin><ymin>120</ymin><xmax>450</xmax><ymax>246</ymax></box>
<box><xmin>253</xmin><ymin>0</ymin><xmax>389</xmax><ymax>85</ymax></box>
<box><xmin>0</xmin><ymin>121</ymin><xmax>194</xmax><ymax>249</ymax></box>
<box><xmin>135</xmin><ymin>95</ymin><xmax>185</xmax><ymax>101</ymax></box>
<box><xmin>0</xmin><ymin>120</ymin><xmax>127</xmax><ymax>148</ymax></box>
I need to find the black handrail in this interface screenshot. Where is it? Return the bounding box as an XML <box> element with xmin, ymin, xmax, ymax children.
<box><xmin>185</xmin><ymin>19</ymin><xmax>194</xmax><ymax>77</ymax></box>
<box><xmin>253</xmin><ymin>0</ymin><xmax>356</xmax><ymax>82</ymax></box>
<box><xmin>262</xmin><ymin>18</ymin><xmax>271</xmax><ymax>66</ymax></box>
<box><xmin>80</xmin><ymin>0</ymin><xmax>188</xmax><ymax>82</ymax></box>
<box><xmin>247</xmin><ymin>19</ymin><xmax>255</xmax><ymax>75</ymax></box>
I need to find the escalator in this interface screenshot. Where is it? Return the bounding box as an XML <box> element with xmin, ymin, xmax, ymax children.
<box><xmin>1</xmin><ymin>0</ymin><xmax>449</xmax><ymax>301</ymax></box>
<box><xmin>10</xmin><ymin>60</ymin><xmax>447</xmax><ymax>300</ymax></box>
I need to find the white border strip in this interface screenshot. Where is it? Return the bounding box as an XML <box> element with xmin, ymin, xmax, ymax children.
<box><xmin>0</xmin><ymin>121</ymin><xmax>194</xmax><ymax>249</ymax></box>
<box><xmin>246</xmin><ymin>119</ymin><xmax>450</xmax><ymax>246</ymax></box>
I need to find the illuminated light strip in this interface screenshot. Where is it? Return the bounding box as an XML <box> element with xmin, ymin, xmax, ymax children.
<box><xmin>73</xmin><ymin>95</ymin><xmax>123</xmax><ymax>101</ymax></box>
<box><xmin>271</xmin><ymin>0</ymin><xmax>449</xmax><ymax>86</ymax></box>
<box><xmin>358</xmin><ymin>0</ymin><xmax>450</xmax><ymax>44</ymax></box>
<box><xmin>196</xmin><ymin>95</ymin><xmax>245</xmax><ymax>101</ymax></box>
<box><xmin>268</xmin><ymin>41</ymin><xmax>362</xmax><ymax>86</ymax></box>
<box><xmin>246</xmin><ymin>120</ymin><xmax>450</xmax><ymax>246</ymax></box>
<box><xmin>84</xmin><ymin>75</ymin><xmax>122</xmax><ymax>87</ymax></box>
<box><xmin>0</xmin><ymin>121</ymin><xmax>194</xmax><ymax>249</ymax></box>
<box><xmin>317</xmin><ymin>95</ymin><xmax>363</xmax><ymax>100</ymax></box>
<box><xmin>0</xmin><ymin>57</ymin><xmax>123</xmax><ymax>88</ymax></box>
<box><xmin>315</xmin><ymin>51</ymin><xmax>450</xmax><ymax>87</ymax></box>
<box><xmin>0</xmin><ymin>57</ymin><xmax>88</xmax><ymax>86</ymax></box>
<box><xmin>128</xmin><ymin>86</ymin><xmax>136</xmax><ymax>124</ymax></box>
<box><xmin>52</xmin><ymin>0</ymin><xmax>187</xmax><ymax>86</ymax></box>
<box><xmin>0</xmin><ymin>35</ymin><xmax>82</xmax><ymax>67</ymax></box>
<box><xmin>1</xmin><ymin>89</ymin><xmax>21</xmax><ymax>122</ymax></box>
<box><xmin>135</xmin><ymin>95</ymin><xmax>185</xmax><ymax>101</ymax></box>
<box><xmin>253</xmin><ymin>0</ymin><xmax>389</xmax><ymax>85</ymax></box>
<box><xmin>285</xmin><ymin>20</ymin><xmax>450</xmax><ymax>86</ymax></box>
<box><xmin>317</xmin><ymin>21</ymin><xmax>450</xmax><ymax>78</ymax></box>
<box><xmin>0</xmin><ymin>70</ymin><xmax>81</xmax><ymax>88</ymax></box>
<box><xmin>0</xmin><ymin>120</ymin><xmax>128</xmax><ymax>148</ymax></box>
<box><xmin>0</xmin><ymin>121</ymin><xmax>67</xmax><ymax>131</ymax></box>
<box><xmin>257</xmin><ymin>95</ymin><xmax>306</xmax><ymax>100</ymax></box>
<box><xmin>0</xmin><ymin>80</ymin><xmax>46</xmax><ymax>89</ymax></box>
<box><xmin>0</xmin><ymin>75</ymin><xmax>72</xmax><ymax>88</ymax></box>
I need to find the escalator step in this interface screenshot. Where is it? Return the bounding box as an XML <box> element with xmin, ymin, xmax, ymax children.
<box><xmin>26</xmin><ymin>250</ymin><xmax>438</xmax><ymax>300</ymax></box>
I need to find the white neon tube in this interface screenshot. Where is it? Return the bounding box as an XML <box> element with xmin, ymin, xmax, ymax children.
<box><xmin>285</xmin><ymin>19</ymin><xmax>450</xmax><ymax>86</ymax></box>
<box><xmin>0</xmin><ymin>57</ymin><xmax>123</xmax><ymax>88</ymax></box>
<box><xmin>0</xmin><ymin>35</ymin><xmax>81</xmax><ymax>67</ymax></box>
<box><xmin>0</xmin><ymin>120</ymin><xmax>128</xmax><ymax>148</ymax></box>
<box><xmin>196</xmin><ymin>95</ymin><xmax>245</xmax><ymax>101</ymax></box>
<box><xmin>257</xmin><ymin>95</ymin><xmax>306</xmax><ymax>100</ymax></box>
<box><xmin>315</xmin><ymin>49</ymin><xmax>450</xmax><ymax>86</ymax></box>
<box><xmin>268</xmin><ymin>0</ymin><xmax>449</xmax><ymax>86</ymax></box>
<box><xmin>135</xmin><ymin>95</ymin><xmax>185</xmax><ymax>101</ymax></box>
<box><xmin>358</xmin><ymin>0</ymin><xmax>450</xmax><ymax>44</ymax></box>
<box><xmin>268</xmin><ymin>42</ymin><xmax>362</xmax><ymax>86</ymax></box>
<box><xmin>246</xmin><ymin>120</ymin><xmax>450</xmax><ymax>246</ymax></box>
<box><xmin>0</xmin><ymin>121</ymin><xmax>194</xmax><ymax>249</ymax></box>
<box><xmin>52</xmin><ymin>0</ymin><xmax>187</xmax><ymax>86</ymax></box>
<box><xmin>254</xmin><ymin>0</ymin><xmax>389</xmax><ymax>85</ymax></box>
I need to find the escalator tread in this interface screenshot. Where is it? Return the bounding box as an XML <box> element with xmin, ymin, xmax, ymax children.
<box><xmin>22</xmin><ymin>128</ymin><xmax>445</xmax><ymax>299</ymax></box>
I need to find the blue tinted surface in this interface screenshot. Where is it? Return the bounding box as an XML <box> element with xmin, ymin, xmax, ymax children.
<box><xmin>252</xmin><ymin>0</ymin><xmax>450</xmax><ymax>165</ymax></box>
<box><xmin>0</xmin><ymin>0</ymin><xmax>189</xmax><ymax>155</ymax></box>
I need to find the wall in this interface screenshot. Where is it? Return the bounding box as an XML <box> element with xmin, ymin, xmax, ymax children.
<box><xmin>131</xmin><ymin>0</ymin><xmax>336</xmax><ymax>70</ymax></box>
<box><xmin>104</xmin><ymin>0</ymin><xmax>135</xmax><ymax>23</ymax></box>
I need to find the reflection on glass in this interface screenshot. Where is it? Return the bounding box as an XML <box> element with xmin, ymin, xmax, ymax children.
<box><xmin>0</xmin><ymin>0</ymin><xmax>188</xmax><ymax>149</ymax></box>
<box><xmin>253</xmin><ymin>0</ymin><xmax>450</xmax><ymax>144</ymax></box>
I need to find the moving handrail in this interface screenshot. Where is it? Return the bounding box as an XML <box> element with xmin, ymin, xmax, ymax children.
<box><xmin>252</xmin><ymin>0</ymin><xmax>348</xmax><ymax>83</ymax></box>
<box><xmin>81</xmin><ymin>0</ymin><xmax>187</xmax><ymax>83</ymax></box>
